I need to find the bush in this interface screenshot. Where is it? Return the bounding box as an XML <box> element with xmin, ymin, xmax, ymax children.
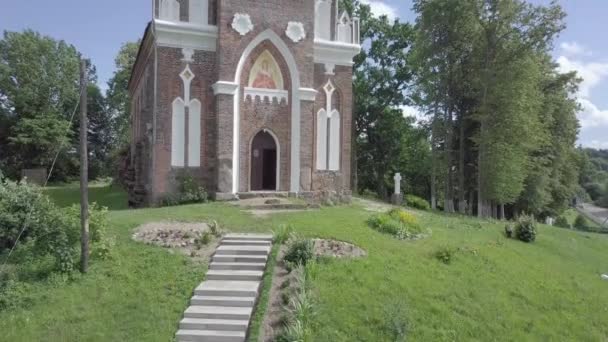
<box><xmin>160</xmin><ymin>171</ymin><xmax>209</xmax><ymax>206</ymax></box>
<box><xmin>574</xmin><ymin>214</ymin><xmax>590</xmax><ymax>231</ymax></box>
<box><xmin>504</xmin><ymin>224</ymin><xmax>514</xmax><ymax>238</ymax></box>
<box><xmin>284</xmin><ymin>238</ymin><xmax>314</xmax><ymax>270</ymax></box>
<box><xmin>273</xmin><ymin>224</ymin><xmax>294</xmax><ymax>244</ymax></box>
<box><xmin>554</xmin><ymin>216</ymin><xmax>570</xmax><ymax>229</ymax></box>
<box><xmin>405</xmin><ymin>194</ymin><xmax>431</xmax><ymax>211</ymax></box>
<box><xmin>368</xmin><ymin>209</ymin><xmax>426</xmax><ymax>240</ymax></box>
<box><xmin>434</xmin><ymin>245</ymin><xmax>456</xmax><ymax>264</ymax></box>
<box><xmin>0</xmin><ymin>178</ymin><xmax>81</xmax><ymax>272</ymax></box>
<box><xmin>514</xmin><ymin>214</ymin><xmax>537</xmax><ymax>243</ymax></box>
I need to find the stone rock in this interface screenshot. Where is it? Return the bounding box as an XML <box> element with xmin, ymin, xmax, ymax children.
<box><xmin>602</xmin><ymin>274</ymin><xmax>608</xmax><ymax>281</ymax></box>
<box><xmin>264</xmin><ymin>199</ymin><xmax>281</xmax><ymax>205</ymax></box>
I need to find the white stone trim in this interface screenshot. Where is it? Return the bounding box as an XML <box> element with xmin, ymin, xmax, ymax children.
<box><xmin>212</xmin><ymin>81</ymin><xmax>239</xmax><ymax>95</ymax></box>
<box><xmin>314</xmin><ymin>38</ymin><xmax>361</xmax><ymax>66</ymax></box>
<box><xmin>244</xmin><ymin>87</ymin><xmax>289</xmax><ymax>104</ymax></box>
<box><xmin>286</xmin><ymin>22</ymin><xmax>306</xmax><ymax>43</ymax></box>
<box><xmin>232</xmin><ymin>13</ymin><xmax>254</xmax><ymax>36</ymax></box>
<box><xmin>299</xmin><ymin>88</ymin><xmax>318</xmax><ymax>101</ymax></box>
<box><xmin>154</xmin><ymin>19</ymin><xmax>218</xmax><ymax>51</ymax></box>
<box><xmin>234</xmin><ymin>29</ymin><xmax>302</xmax><ymax>194</ymax></box>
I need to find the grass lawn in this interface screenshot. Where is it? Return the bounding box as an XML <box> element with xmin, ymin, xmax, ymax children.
<box><xmin>1</xmin><ymin>186</ymin><xmax>607</xmax><ymax>341</ymax></box>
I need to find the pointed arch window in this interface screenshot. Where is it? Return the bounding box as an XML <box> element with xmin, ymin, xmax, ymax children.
<box><xmin>316</xmin><ymin>80</ymin><xmax>340</xmax><ymax>171</ymax></box>
<box><xmin>171</xmin><ymin>65</ymin><xmax>201</xmax><ymax>167</ymax></box>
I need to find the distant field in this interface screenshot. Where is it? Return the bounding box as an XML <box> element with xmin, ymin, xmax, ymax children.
<box><xmin>1</xmin><ymin>186</ymin><xmax>607</xmax><ymax>341</ymax></box>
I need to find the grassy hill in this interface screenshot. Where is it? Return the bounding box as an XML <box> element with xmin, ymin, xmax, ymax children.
<box><xmin>1</xmin><ymin>184</ymin><xmax>607</xmax><ymax>341</ymax></box>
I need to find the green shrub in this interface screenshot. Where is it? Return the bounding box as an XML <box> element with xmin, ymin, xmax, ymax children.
<box><xmin>515</xmin><ymin>214</ymin><xmax>537</xmax><ymax>243</ymax></box>
<box><xmin>284</xmin><ymin>238</ymin><xmax>314</xmax><ymax>269</ymax></box>
<box><xmin>273</xmin><ymin>224</ymin><xmax>294</xmax><ymax>244</ymax></box>
<box><xmin>554</xmin><ymin>216</ymin><xmax>570</xmax><ymax>229</ymax></box>
<box><xmin>160</xmin><ymin>171</ymin><xmax>209</xmax><ymax>206</ymax></box>
<box><xmin>504</xmin><ymin>224</ymin><xmax>514</xmax><ymax>238</ymax></box>
<box><xmin>194</xmin><ymin>232</ymin><xmax>212</xmax><ymax>249</ymax></box>
<box><xmin>574</xmin><ymin>214</ymin><xmax>589</xmax><ymax>231</ymax></box>
<box><xmin>434</xmin><ymin>245</ymin><xmax>456</xmax><ymax>264</ymax></box>
<box><xmin>367</xmin><ymin>210</ymin><xmax>426</xmax><ymax>240</ymax></box>
<box><xmin>208</xmin><ymin>220</ymin><xmax>221</xmax><ymax>237</ymax></box>
<box><xmin>405</xmin><ymin>194</ymin><xmax>431</xmax><ymax>211</ymax></box>
<box><xmin>383</xmin><ymin>300</ymin><xmax>409</xmax><ymax>342</ymax></box>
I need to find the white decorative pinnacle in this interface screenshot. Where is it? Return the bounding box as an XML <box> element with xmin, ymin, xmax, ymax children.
<box><xmin>286</xmin><ymin>21</ymin><xmax>306</xmax><ymax>43</ymax></box>
<box><xmin>181</xmin><ymin>48</ymin><xmax>194</xmax><ymax>62</ymax></box>
<box><xmin>232</xmin><ymin>13</ymin><xmax>254</xmax><ymax>36</ymax></box>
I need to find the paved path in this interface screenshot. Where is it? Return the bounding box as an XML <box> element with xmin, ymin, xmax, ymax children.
<box><xmin>175</xmin><ymin>233</ymin><xmax>273</xmax><ymax>342</ymax></box>
<box><xmin>579</xmin><ymin>203</ymin><xmax>608</xmax><ymax>227</ymax></box>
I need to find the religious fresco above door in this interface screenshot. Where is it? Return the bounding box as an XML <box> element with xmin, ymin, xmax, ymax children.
<box><xmin>248</xmin><ymin>50</ymin><xmax>285</xmax><ymax>90</ymax></box>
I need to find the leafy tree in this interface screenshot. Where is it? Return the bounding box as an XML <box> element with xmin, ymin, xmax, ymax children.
<box><xmin>343</xmin><ymin>1</ymin><xmax>423</xmax><ymax>199</ymax></box>
<box><xmin>106</xmin><ymin>41</ymin><xmax>140</xmax><ymax>147</ymax></box>
<box><xmin>0</xmin><ymin>30</ymin><xmax>80</xmax><ymax>177</ymax></box>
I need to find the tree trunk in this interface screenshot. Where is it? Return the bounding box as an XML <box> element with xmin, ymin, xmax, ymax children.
<box><xmin>500</xmin><ymin>203</ymin><xmax>505</xmax><ymax>220</ymax></box>
<box><xmin>458</xmin><ymin>113</ymin><xmax>466</xmax><ymax>213</ymax></box>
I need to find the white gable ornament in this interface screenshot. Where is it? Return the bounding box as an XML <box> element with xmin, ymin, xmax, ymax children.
<box><xmin>286</xmin><ymin>22</ymin><xmax>306</xmax><ymax>43</ymax></box>
<box><xmin>232</xmin><ymin>13</ymin><xmax>254</xmax><ymax>36</ymax></box>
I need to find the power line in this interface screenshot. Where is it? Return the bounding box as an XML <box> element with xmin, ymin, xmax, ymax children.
<box><xmin>0</xmin><ymin>85</ymin><xmax>85</xmax><ymax>273</ymax></box>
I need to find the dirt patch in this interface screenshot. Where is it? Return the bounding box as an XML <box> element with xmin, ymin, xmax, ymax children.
<box><xmin>353</xmin><ymin>197</ymin><xmax>396</xmax><ymax>212</ymax></box>
<box><xmin>313</xmin><ymin>239</ymin><xmax>367</xmax><ymax>258</ymax></box>
<box><xmin>132</xmin><ymin>221</ymin><xmax>220</xmax><ymax>262</ymax></box>
<box><xmin>260</xmin><ymin>247</ymin><xmax>290</xmax><ymax>342</ymax></box>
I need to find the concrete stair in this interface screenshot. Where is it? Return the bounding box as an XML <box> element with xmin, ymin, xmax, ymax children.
<box><xmin>176</xmin><ymin>233</ymin><xmax>273</xmax><ymax>342</ymax></box>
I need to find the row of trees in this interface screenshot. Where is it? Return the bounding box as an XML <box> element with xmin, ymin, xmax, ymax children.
<box><xmin>350</xmin><ymin>0</ymin><xmax>582</xmax><ymax>219</ymax></box>
<box><xmin>579</xmin><ymin>148</ymin><xmax>608</xmax><ymax>208</ymax></box>
<box><xmin>0</xmin><ymin>30</ymin><xmax>138</xmax><ymax>182</ymax></box>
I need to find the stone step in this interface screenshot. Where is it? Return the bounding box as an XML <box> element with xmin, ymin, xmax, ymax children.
<box><xmin>237</xmin><ymin>192</ymin><xmax>288</xmax><ymax>199</ymax></box>
<box><xmin>220</xmin><ymin>239</ymin><xmax>271</xmax><ymax>246</ymax></box>
<box><xmin>191</xmin><ymin>295</ymin><xmax>255</xmax><ymax>307</ymax></box>
<box><xmin>223</xmin><ymin>233</ymin><xmax>273</xmax><ymax>242</ymax></box>
<box><xmin>215</xmin><ymin>245</ymin><xmax>270</xmax><ymax>256</ymax></box>
<box><xmin>184</xmin><ymin>306</ymin><xmax>252</xmax><ymax>320</ymax></box>
<box><xmin>176</xmin><ymin>329</ymin><xmax>246</xmax><ymax>342</ymax></box>
<box><xmin>210</xmin><ymin>262</ymin><xmax>267</xmax><ymax>271</ymax></box>
<box><xmin>212</xmin><ymin>254</ymin><xmax>268</xmax><ymax>263</ymax></box>
<box><xmin>195</xmin><ymin>280</ymin><xmax>260</xmax><ymax>297</ymax></box>
<box><xmin>206</xmin><ymin>270</ymin><xmax>264</xmax><ymax>281</ymax></box>
<box><xmin>179</xmin><ymin>318</ymin><xmax>249</xmax><ymax>332</ymax></box>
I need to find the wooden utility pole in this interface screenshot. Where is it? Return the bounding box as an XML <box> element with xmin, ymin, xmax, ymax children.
<box><xmin>79</xmin><ymin>59</ymin><xmax>89</xmax><ymax>273</ymax></box>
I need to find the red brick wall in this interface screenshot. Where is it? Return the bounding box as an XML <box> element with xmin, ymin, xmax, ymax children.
<box><xmin>153</xmin><ymin>47</ymin><xmax>217</xmax><ymax>201</ymax></box>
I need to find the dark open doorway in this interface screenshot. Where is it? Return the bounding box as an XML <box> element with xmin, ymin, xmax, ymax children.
<box><xmin>250</xmin><ymin>130</ymin><xmax>278</xmax><ymax>191</ymax></box>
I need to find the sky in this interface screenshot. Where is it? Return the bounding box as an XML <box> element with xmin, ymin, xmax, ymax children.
<box><xmin>1</xmin><ymin>0</ymin><xmax>606</xmax><ymax>148</ymax></box>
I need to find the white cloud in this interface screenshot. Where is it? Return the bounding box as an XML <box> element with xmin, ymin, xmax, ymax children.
<box><xmin>577</xmin><ymin>98</ymin><xmax>608</xmax><ymax>128</ymax></box>
<box><xmin>360</xmin><ymin>0</ymin><xmax>398</xmax><ymax>21</ymax></box>
<box><xmin>560</xmin><ymin>42</ymin><xmax>592</xmax><ymax>57</ymax></box>
<box><xmin>589</xmin><ymin>140</ymin><xmax>608</xmax><ymax>149</ymax></box>
<box><xmin>556</xmin><ymin>52</ymin><xmax>608</xmax><ymax>148</ymax></box>
<box><xmin>556</xmin><ymin>56</ymin><xmax>608</xmax><ymax>98</ymax></box>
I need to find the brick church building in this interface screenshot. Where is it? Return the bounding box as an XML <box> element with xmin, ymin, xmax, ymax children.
<box><xmin>127</xmin><ymin>0</ymin><xmax>361</xmax><ymax>206</ymax></box>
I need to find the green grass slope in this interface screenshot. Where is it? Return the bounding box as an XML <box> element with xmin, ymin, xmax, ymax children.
<box><xmin>1</xmin><ymin>186</ymin><xmax>606</xmax><ymax>341</ymax></box>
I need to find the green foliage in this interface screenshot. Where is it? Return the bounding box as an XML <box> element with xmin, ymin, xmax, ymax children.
<box><xmin>504</xmin><ymin>224</ymin><xmax>514</xmax><ymax>238</ymax></box>
<box><xmin>277</xmin><ymin>263</ymin><xmax>317</xmax><ymax>342</ymax></box>
<box><xmin>405</xmin><ymin>194</ymin><xmax>430</xmax><ymax>211</ymax></box>
<box><xmin>514</xmin><ymin>215</ymin><xmax>538</xmax><ymax>243</ymax></box>
<box><xmin>208</xmin><ymin>220</ymin><xmax>221</xmax><ymax>237</ymax></box>
<box><xmin>574</xmin><ymin>215</ymin><xmax>590</xmax><ymax>231</ymax></box>
<box><xmin>383</xmin><ymin>300</ymin><xmax>409</xmax><ymax>342</ymax></box>
<box><xmin>160</xmin><ymin>171</ymin><xmax>209</xmax><ymax>207</ymax></box>
<box><xmin>367</xmin><ymin>209</ymin><xmax>426</xmax><ymax>240</ymax></box>
<box><xmin>273</xmin><ymin>224</ymin><xmax>294</xmax><ymax>244</ymax></box>
<box><xmin>194</xmin><ymin>232</ymin><xmax>212</xmax><ymax>249</ymax></box>
<box><xmin>554</xmin><ymin>216</ymin><xmax>570</xmax><ymax>229</ymax></box>
<box><xmin>434</xmin><ymin>245</ymin><xmax>456</xmax><ymax>264</ymax></box>
<box><xmin>284</xmin><ymin>238</ymin><xmax>314</xmax><ymax>270</ymax></box>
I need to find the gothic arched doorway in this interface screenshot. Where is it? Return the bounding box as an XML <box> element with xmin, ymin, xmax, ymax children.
<box><xmin>250</xmin><ymin>130</ymin><xmax>278</xmax><ymax>191</ymax></box>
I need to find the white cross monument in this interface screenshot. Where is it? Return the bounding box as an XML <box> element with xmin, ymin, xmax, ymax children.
<box><xmin>392</xmin><ymin>173</ymin><xmax>403</xmax><ymax>205</ymax></box>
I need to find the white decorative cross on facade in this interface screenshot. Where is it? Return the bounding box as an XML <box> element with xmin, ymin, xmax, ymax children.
<box><xmin>394</xmin><ymin>173</ymin><xmax>401</xmax><ymax>195</ymax></box>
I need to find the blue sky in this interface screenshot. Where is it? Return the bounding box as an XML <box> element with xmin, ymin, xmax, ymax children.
<box><xmin>1</xmin><ymin>0</ymin><xmax>606</xmax><ymax>148</ymax></box>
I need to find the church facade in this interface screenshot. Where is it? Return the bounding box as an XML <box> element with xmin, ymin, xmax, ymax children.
<box><xmin>127</xmin><ymin>0</ymin><xmax>361</xmax><ymax>206</ymax></box>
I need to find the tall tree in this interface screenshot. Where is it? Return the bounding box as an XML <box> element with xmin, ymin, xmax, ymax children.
<box><xmin>106</xmin><ymin>41</ymin><xmax>140</xmax><ymax>147</ymax></box>
<box><xmin>0</xmin><ymin>30</ymin><xmax>80</xmax><ymax>178</ymax></box>
<box><xmin>343</xmin><ymin>1</ymin><xmax>419</xmax><ymax>199</ymax></box>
